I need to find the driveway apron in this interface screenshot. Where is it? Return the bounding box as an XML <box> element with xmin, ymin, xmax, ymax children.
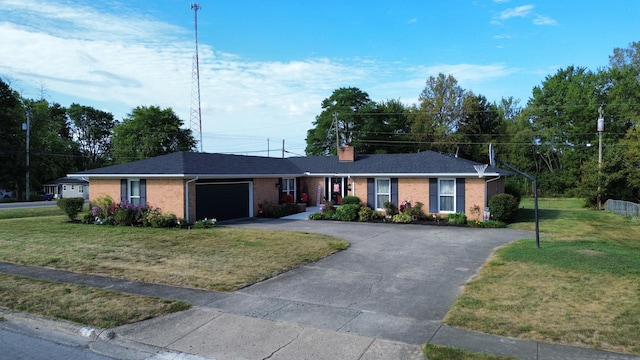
<box><xmin>213</xmin><ymin>219</ymin><xmax>534</xmax><ymax>345</ymax></box>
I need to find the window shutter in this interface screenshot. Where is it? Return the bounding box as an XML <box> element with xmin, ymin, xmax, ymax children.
<box><xmin>140</xmin><ymin>179</ymin><xmax>147</xmax><ymax>205</ymax></box>
<box><xmin>391</xmin><ymin>178</ymin><xmax>398</xmax><ymax>205</ymax></box>
<box><xmin>456</xmin><ymin>178</ymin><xmax>465</xmax><ymax>213</ymax></box>
<box><xmin>429</xmin><ymin>178</ymin><xmax>438</xmax><ymax>213</ymax></box>
<box><xmin>120</xmin><ymin>179</ymin><xmax>127</xmax><ymax>203</ymax></box>
<box><xmin>367</xmin><ymin>178</ymin><xmax>374</xmax><ymax>208</ymax></box>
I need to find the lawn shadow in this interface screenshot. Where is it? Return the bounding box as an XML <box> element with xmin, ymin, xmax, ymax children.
<box><xmin>511</xmin><ymin>207</ymin><xmax>562</xmax><ymax>224</ymax></box>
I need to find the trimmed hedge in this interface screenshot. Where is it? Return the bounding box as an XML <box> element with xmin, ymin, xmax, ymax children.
<box><xmin>57</xmin><ymin>197</ymin><xmax>85</xmax><ymax>221</ymax></box>
<box><xmin>489</xmin><ymin>193</ymin><xmax>519</xmax><ymax>221</ymax></box>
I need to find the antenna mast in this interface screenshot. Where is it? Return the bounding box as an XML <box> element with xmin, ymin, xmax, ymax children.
<box><xmin>190</xmin><ymin>3</ymin><xmax>203</xmax><ymax>152</ymax></box>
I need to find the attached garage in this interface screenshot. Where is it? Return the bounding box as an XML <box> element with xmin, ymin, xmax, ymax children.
<box><xmin>196</xmin><ymin>181</ymin><xmax>253</xmax><ymax>221</ymax></box>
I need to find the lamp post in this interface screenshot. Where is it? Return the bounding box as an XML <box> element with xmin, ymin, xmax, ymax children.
<box><xmin>23</xmin><ymin>108</ymin><xmax>31</xmax><ymax>201</ymax></box>
<box><xmin>597</xmin><ymin>105</ymin><xmax>604</xmax><ymax>210</ymax></box>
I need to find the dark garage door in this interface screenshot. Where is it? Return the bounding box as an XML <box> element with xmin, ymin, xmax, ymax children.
<box><xmin>196</xmin><ymin>182</ymin><xmax>250</xmax><ymax>221</ymax></box>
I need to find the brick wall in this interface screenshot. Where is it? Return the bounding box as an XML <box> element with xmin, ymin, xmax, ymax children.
<box><xmin>253</xmin><ymin>178</ymin><xmax>280</xmax><ymax>214</ymax></box>
<box><xmin>146</xmin><ymin>179</ymin><xmax>185</xmax><ymax>219</ymax></box>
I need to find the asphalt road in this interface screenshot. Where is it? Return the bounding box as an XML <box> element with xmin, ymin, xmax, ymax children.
<box><xmin>0</xmin><ymin>200</ymin><xmax>58</xmax><ymax>210</ymax></box>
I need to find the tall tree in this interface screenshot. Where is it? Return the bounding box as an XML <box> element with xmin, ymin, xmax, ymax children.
<box><xmin>355</xmin><ymin>99</ymin><xmax>414</xmax><ymax>154</ymax></box>
<box><xmin>0</xmin><ymin>78</ymin><xmax>25</xmax><ymax>193</ymax></box>
<box><xmin>408</xmin><ymin>73</ymin><xmax>465</xmax><ymax>154</ymax></box>
<box><xmin>305</xmin><ymin>87</ymin><xmax>371</xmax><ymax>155</ymax></box>
<box><xmin>609</xmin><ymin>41</ymin><xmax>640</xmax><ymax>69</ymax></box>
<box><xmin>23</xmin><ymin>99</ymin><xmax>77</xmax><ymax>188</ymax></box>
<box><xmin>456</xmin><ymin>92</ymin><xmax>502</xmax><ymax>162</ymax></box>
<box><xmin>68</xmin><ymin>103</ymin><xmax>116</xmax><ymax>169</ymax></box>
<box><xmin>111</xmin><ymin>105</ymin><xmax>196</xmax><ymax>164</ymax></box>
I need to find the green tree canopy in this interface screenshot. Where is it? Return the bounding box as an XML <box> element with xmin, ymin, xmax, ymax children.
<box><xmin>67</xmin><ymin>103</ymin><xmax>116</xmax><ymax>169</ymax></box>
<box><xmin>112</xmin><ymin>105</ymin><xmax>196</xmax><ymax>164</ymax></box>
<box><xmin>0</xmin><ymin>78</ymin><xmax>24</xmax><ymax>192</ymax></box>
<box><xmin>305</xmin><ymin>87</ymin><xmax>371</xmax><ymax>155</ymax></box>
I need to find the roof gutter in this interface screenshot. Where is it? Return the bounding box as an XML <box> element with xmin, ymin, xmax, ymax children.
<box><xmin>185</xmin><ymin>177</ymin><xmax>198</xmax><ymax>223</ymax></box>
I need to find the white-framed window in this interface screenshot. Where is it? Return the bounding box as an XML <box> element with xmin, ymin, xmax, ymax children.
<box><xmin>375</xmin><ymin>178</ymin><xmax>391</xmax><ymax>210</ymax></box>
<box><xmin>439</xmin><ymin>178</ymin><xmax>456</xmax><ymax>213</ymax></box>
<box><xmin>79</xmin><ymin>186</ymin><xmax>84</xmax><ymax>193</ymax></box>
<box><xmin>129</xmin><ymin>179</ymin><xmax>141</xmax><ymax>205</ymax></box>
<box><xmin>282</xmin><ymin>178</ymin><xmax>295</xmax><ymax>195</ymax></box>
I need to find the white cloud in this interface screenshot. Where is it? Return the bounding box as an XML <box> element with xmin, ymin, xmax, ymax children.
<box><xmin>533</xmin><ymin>15</ymin><xmax>557</xmax><ymax>26</ymax></box>
<box><xmin>407</xmin><ymin>18</ymin><xmax>417</xmax><ymax>24</ymax></box>
<box><xmin>499</xmin><ymin>5</ymin><xmax>534</xmax><ymax>19</ymax></box>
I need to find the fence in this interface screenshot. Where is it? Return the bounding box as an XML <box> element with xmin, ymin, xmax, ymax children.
<box><xmin>604</xmin><ymin>199</ymin><xmax>640</xmax><ymax>218</ymax></box>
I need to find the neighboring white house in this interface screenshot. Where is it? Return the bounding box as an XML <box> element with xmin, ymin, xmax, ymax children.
<box><xmin>43</xmin><ymin>177</ymin><xmax>89</xmax><ymax>199</ymax></box>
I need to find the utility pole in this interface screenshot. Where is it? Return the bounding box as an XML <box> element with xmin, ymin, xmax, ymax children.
<box><xmin>333</xmin><ymin>112</ymin><xmax>339</xmax><ymax>153</ymax></box>
<box><xmin>597</xmin><ymin>105</ymin><xmax>604</xmax><ymax>210</ymax></box>
<box><xmin>24</xmin><ymin>108</ymin><xmax>31</xmax><ymax>201</ymax></box>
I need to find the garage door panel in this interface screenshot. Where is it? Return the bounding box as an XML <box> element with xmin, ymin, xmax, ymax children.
<box><xmin>196</xmin><ymin>183</ymin><xmax>250</xmax><ymax>221</ymax></box>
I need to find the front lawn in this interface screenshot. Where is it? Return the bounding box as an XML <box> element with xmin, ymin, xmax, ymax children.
<box><xmin>444</xmin><ymin>198</ymin><xmax>640</xmax><ymax>354</ymax></box>
<box><xmin>0</xmin><ymin>211</ymin><xmax>348</xmax><ymax>292</ymax></box>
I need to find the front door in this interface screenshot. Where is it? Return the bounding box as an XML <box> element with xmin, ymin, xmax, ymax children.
<box><xmin>325</xmin><ymin>177</ymin><xmax>345</xmax><ymax>204</ymax></box>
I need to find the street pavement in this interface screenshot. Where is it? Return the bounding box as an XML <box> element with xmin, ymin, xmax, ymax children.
<box><xmin>1</xmin><ymin>215</ymin><xmax>639</xmax><ymax>359</ymax></box>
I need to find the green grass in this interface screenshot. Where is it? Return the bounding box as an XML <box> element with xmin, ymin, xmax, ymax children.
<box><xmin>0</xmin><ymin>273</ymin><xmax>190</xmax><ymax>328</ymax></box>
<box><xmin>0</xmin><ymin>206</ymin><xmax>66</xmax><ymax>219</ymax></box>
<box><xmin>0</xmin><ymin>206</ymin><xmax>348</xmax><ymax>327</ymax></box>
<box><xmin>445</xmin><ymin>198</ymin><xmax>640</xmax><ymax>354</ymax></box>
<box><xmin>423</xmin><ymin>344</ymin><xmax>517</xmax><ymax>360</ymax></box>
<box><xmin>0</xmin><ymin>211</ymin><xmax>348</xmax><ymax>292</ymax></box>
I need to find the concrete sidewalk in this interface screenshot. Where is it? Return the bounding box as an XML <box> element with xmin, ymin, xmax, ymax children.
<box><xmin>1</xmin><ymin>218</ymin><xmax>639</xmax><ymax>360</ymax></box>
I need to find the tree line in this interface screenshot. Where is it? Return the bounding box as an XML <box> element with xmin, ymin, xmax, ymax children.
<box><xmin>0</xmin><ymin>79</ymin><xmax>196</xmax><ymax>199</ymax></box>
<box><xmin>305</xmin><ymin>41</ymin><xmax>640</xmax><ymax>205</ymax></box>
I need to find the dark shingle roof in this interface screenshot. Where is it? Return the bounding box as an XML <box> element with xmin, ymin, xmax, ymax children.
<box><xmin>73</xmin><ymin>152</ymin><xmax>303</xmax><ymax>177</ymax></box>
<box><xmin>289</xmin><ymin>151</ymin><xmax>504</xmax><ymax>175</ymax></box>
<box><xmin>71</xmin><ymin>151</ymin><xmax>508</xmax><ymax>178</ymax></box>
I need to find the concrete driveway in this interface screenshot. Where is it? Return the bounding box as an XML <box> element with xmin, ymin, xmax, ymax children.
<box><xmin>214</xmin><ymin>219</ymin><xmax>534</xmax><ymax>345</ymax></box>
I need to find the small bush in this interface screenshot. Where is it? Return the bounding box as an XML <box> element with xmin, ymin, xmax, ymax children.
<box><xmin>193</xmin><ymin>218</ymin><xmax>217</xmax><ymax>228</ymax></box>
<box><xmin>336</xmin><ymin>204</ymin><xmax>360</xmax><ymax>221</ymax></box>
<box><xmin>383</xmin><ymin>201</ymin><xmax>398</xmax><ymax>216</ymax></box>
<box><xmin>143</xmin><ymin>208</ymin><xmax>179</xmax><ymax>228</ymax></box>
<box><xmin>113</xmin><ymin>201</ymin><xmax>146</xmax><ymax>226</ymax></box>
<box><xmin>309</xmin><ymin>212</ymin><xmax>323</xmax><ymax>220</ymax></box>
<box><xmin>408</xmin><ymin>202</ymin><xmax>425</xmax><ymax>219</ymax></box>
<box><xmin>258</xmin><ymin>201</ymin><xmax>299</xmax><ymax>218</ymax></box>
<box><xmin>468</xmin><ymin>220</ymin><xmax>507</xmax><ymax>228</ymax></box>
<box><xmin>489</xmin><ymin>193</ymin><xmax>519</xmax><ymax>221</ymax></box>
<box><xmin>91</xmin><ymin>195</ymin><xmax>115</xmax><ymax>220</ymax></box>
<box><xmin>446</xmin><ymin>212</ymin><xmax>467</xmax><ymax>225</ymax></box>
<box><xmin>392</xmin><ymin>213</ymin><xmax>413</xmax><ymax>223</ymax></box>
<box><xmin>321</xmin><ymin>201</ymin><xmax>336</xmax><ymax>219</ymax></box>
<box><xmin>341</xmin><ymin>196</ymin><xmax>361</xmax><ymax>205</ymax></box>
<box><xmin>56</xmin><ymin>197</ymin><xmax>85</xmax><ymax>221</ymax></box>
<box><xmin>358</xmin><ymin>206</ymin><xmax>375</xmax><ymax>222</ymax></box>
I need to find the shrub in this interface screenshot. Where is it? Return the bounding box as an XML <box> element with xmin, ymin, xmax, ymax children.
<box><xmin>358</xmin><ymin>206</ymin><xmax>375</xmax><ymax>222</ymax></box>
<box><xmin>91</xmin><ymin>195</ymin><xmax>115</xmax><ymax>220</ymax></box>
<box><xmin>336</xmin><ymin>204</ymin><xmax>360</xmax><ymax>221</ymax></box>
<box><xmin>56</xmin><ymin>197</ymin><xmax>85</xmax><ymax>221</ymax></box>
<box><xmin>258</xmin><ymin>201</ymin><xmax>298</xmax><ymax>218</ymax></box>
<box><xmin>193</xmin><ymin>218</ymin><xmax>217</xmax><ymax>229</ymax></box>
<box><xmin>341</xmin><ymin>195</ymin><xmax>361</xmax><ymax>205</ymax></box>
<box><xmin>321</xmin><ymin>201</ymin><xmax>336</xmax><ymax>219</ymax></box>
<box><xmin>309</xmin><ymin>212</ymin><xmax>323</xmax><ymax>220</ymax></box>
<box><xmin>113</xmin><ymin>201</ymin><xmax>146</xmax><ymax>226</ymax></box>
<box><xmin>446</xmin><ymin>212</ymin><xmax>467</xmax><ymax>225</ymax></box>
<box><xmin>392</xmin><ymin>213</ymin><xmax>412</xmax><ymax>223</ymax></box>
<box><xmin>468</xmin><ymin>220</ymin><xmax>507</xmax><ymax>228</ymax></box>
<box><xmin>142</xmin><ymin>208</ymin><xmax>179</xmax><ymax>228</ymax></box>
<box><xmin>489</xmin><ymin>193</ymin><xmax>519</xmax><ymax>221</ymax></box>
<box><xmin>383</xmin><ymin>201</ymin><xmax>398</xmax><ymax>216</ymax></box>
<box><xmin>408</xmin><ymin>201</ymin><xmax>425</xmax><ymax>219</ymax></box>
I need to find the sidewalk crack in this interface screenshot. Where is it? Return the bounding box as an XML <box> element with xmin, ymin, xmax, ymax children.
<box><xmin>262</xmin><ymin>328</ymin><xmax>303</xmax><ymax>360</ymax></box>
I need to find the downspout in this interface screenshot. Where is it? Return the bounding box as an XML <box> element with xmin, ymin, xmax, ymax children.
<box><xmin>485</xmin><ymin>175</ymin><xmax>501</xmax><ymax>208</ymax></box>
<box><xmin>185</xmin><ymin>177</ymin><xmax>199</xmax><ymax>223</ymax></box>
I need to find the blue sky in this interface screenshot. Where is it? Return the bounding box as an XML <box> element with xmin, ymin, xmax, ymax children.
<box><xmin>1</xmin><ymin>0</ymin><xmax>638</xmax><ymax>156</ymax></box>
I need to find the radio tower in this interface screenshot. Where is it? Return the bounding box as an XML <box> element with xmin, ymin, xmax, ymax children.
<box><xmin>190</xmin><ymin>3</ymin><xmax>203</xmax><ymax>152</ymax></box>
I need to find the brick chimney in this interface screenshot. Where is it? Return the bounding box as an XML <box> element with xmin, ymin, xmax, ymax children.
<box><xmin>338</xmin><ymin>145</ymin><xmax>356</xmax><ymax>162</ymax></box>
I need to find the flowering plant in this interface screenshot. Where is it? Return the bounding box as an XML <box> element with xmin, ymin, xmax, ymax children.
<box><xmin>399</xmin><ymin>200</ymin><xmax>411</xmax><ymax>213</ymax></box>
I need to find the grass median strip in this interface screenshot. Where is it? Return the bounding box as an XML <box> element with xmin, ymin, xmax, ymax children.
<box><xmin>445</xmin><ymin>198</ymin><xmax>640</xmax><ymax>354</ymax></box>
<box><xmin>0</xmin><ymin>273</ymin><xmax>190</xmax><ymax>328</ymax></box>
<box><xmin>423</xmin><ymin>344</ymin><xmax>517</xmax><ymax>360</ymax></box>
